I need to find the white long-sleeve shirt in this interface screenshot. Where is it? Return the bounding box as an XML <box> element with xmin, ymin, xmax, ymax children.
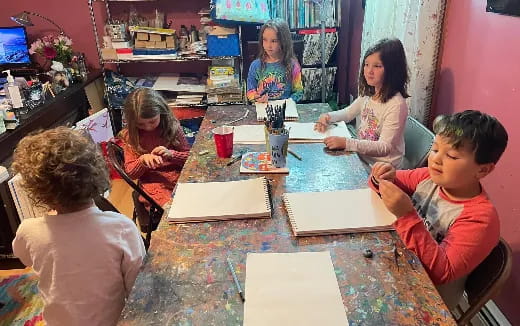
<box><xmin>328</xmin><ymin>94</ymin><xmax>408</xmax><ymax>168</ymax></box>
<box><xmin>13</xmin><ymin>206</ymin><xmax>146</xmax><ymax>326</ymax></box>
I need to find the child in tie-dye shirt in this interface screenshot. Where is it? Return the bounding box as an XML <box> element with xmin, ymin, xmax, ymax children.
<box><xmin>247</xmin><ymin>19</ymin><xmax>303</xmax><ymax>103</ymax></box>
<box><xmin>315</xmin><ymin>38</ymin><xmax>410</xmax><ymax>168</ymax></box>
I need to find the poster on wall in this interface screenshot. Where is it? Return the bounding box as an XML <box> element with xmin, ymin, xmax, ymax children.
<box><xmin>486</xmin><ymin>0</ymin><xmax>520</xmax><ymax>17</ymax></box>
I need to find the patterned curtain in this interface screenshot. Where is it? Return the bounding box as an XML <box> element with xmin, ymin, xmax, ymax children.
<box><xmin>360</xmin><ymin>0</ymin><xmax>446</xmax><ymax>123</ymax></box>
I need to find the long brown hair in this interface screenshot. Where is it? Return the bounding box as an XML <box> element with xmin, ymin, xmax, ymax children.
<box><xmin>121</xmin><ymin>88</ymin><xmax>181</xmax><ymax>154</ymax></box>
<box><xmin>257</xmin><ymin>18</ymin><xmax>296</xmax><ymax>80</ymax></box>
<box><xmin>358</xmin><ymin>38</ymin><xmax>410</xmax><ymax>103</ymax></box>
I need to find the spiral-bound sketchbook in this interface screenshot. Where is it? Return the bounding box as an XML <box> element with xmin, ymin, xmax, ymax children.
<box><xmin>283</xmin><ymin>188</ymin><xmax>396</xmax><ymax>236</ymax></box>
<box><xmin>243</xmin><ymin>252</ymin><xmax>349</xmax><ymax>326</ymax></box>
<box><xmin>167</xmin><ymin>177</ymin><xmax>271</xmax><ymax>223</ymax></box>
<box><xmin>255</xmin><ymin>98</ymin><xmax>299</xmax><ymax>121</ymax></box>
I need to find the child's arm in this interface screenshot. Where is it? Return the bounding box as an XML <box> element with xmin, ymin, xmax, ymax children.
<box><xmin>327</xmin><ymin>96</ymin><xmax>366</xmax><ymax>124</ymax></box>
<box><xmin>152</xmin><ymin>128</ymin><xmax>191</xmax><ymax>167</ymax></box>
<box><xmin>246</xmin><ymin>60</ymin><xmax>262</xmax><ymax>102</ymax></box>
<box><xmin>122</xmin><ymin>142</ymin><xmax>151</xmax><ymax>179</ymax></box>
<box><xmin>369</xmin><ymin>166</ymin><xmax>429</xmax><ymax>197</ymax></box>
<box><xmin>289</xmin><ymin>60</ymin><xmax>303</xmax><ymax>102</ymax></box>
<box><xmin>120</xmin><ymin>221</ymin><xmax>147</xmax><ymax>297</ymax></box>
<box><xmin>393</xmin><ymin>202</ymin><xmax>500</xmax><ymax>285</ymax></box>
<box><xmin>12</xmin><ymin>225</ymin><xmax>33</xmax><ymax>267</ymax></box>
<box><xmin>342</xmin><ymin>99</ymin><xmax>407</xmax><ymax>157</ymax></box>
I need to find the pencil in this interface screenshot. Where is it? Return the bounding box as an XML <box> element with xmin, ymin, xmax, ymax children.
<box><xmin>226</xmin><ymin>257</ymin><xmax>245</xmax><ymax>302</ymax></box>
<box><xmin>287</xmin><ymin>148</ymin><xmax>302</xmax><ymax>161</ymax></box>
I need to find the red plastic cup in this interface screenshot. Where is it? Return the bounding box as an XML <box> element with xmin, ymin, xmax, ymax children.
<box><xmin>212</xmin><ymin>126</ymin><xmax>234</xmax><ymax>158</ymax></box>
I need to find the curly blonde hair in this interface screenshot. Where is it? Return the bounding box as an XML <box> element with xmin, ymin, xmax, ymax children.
<box><xmin>12</xmin><ymin>126</ymin><xmax>110</xmax><ymax>210</ymax></box>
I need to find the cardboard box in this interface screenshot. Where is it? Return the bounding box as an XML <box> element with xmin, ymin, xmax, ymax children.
<box><xmin>149</xmin><ymin>34</ymin><xmax>162</xmax><ymax>42</ymax></box>
<box><xmin>165</xmin><ymin>35</ymin><xmax>174</xmax><ymax>42</ymax></box>
<box><xmin>101</xmin><ymin>48</ymin><xmax>118</xmax><ymax>60</ymax></box>
<box><xmin>210</xmin><ymin>66</ymin><xmax>235</xmax><ymax>78</ymax></box>
<box><xmin>155</xmin><ymin>41</ymin><xmax>166</xmax><ymax>48</ymax></box>
<box><xmin>166</xmin><ymin>40</ymin><xmax>176</xmax><ymax>49</ymax></box>
<box><xmin>146</xmin><ymin>41</ymin><xmax>156</xmax><ymax>48</ymax></box>
<box><xmin>134</xmin><ymin>40</ymin><xmax>147</xmax><ymax>48</ymax></box>
<box><xmin>136</xmin><ymin>33</ymin><xmax>149</xmax><ymax>40</ymax></box>
<box><xmin>209</xmin><ymin>26</ymin><xmax>237</xmax><ymax>36</ymax></box>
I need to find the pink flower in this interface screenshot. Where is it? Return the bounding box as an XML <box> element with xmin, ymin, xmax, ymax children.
<box><xmin>246</xmin><ymin>2</ymin><xmax>251</xmax><ymax>9</ymax></box>
<box><xmin>236</xmin><ymin>0</ymin><xmax>241</xmax><ymax>8</ymax></box>
<box><xmin>226</xmin><ymin>0</ymin><xmax>231</xmax><ymax>8</ymax></box>
<box><xmin>43</xmin><ymin>46</ymin><xmax>57</xmax><ymax>59</ymax></box>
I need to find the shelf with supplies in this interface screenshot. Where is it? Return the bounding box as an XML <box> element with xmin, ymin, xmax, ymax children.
<box><xmin>87</xmin><ymin>0</ymin><xmax>246</xmax><ymax>132</ymax></box>
<box><xmin>100</xmin><ymin>55</ymin><xmax>241</xmax><ymax>64</ymax></box>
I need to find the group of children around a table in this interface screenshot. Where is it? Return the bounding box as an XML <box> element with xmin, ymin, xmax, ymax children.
<box><xmin>11</xmin><ymin>18</ymin><xmax>508</xmax><ymax>325</ymax></box>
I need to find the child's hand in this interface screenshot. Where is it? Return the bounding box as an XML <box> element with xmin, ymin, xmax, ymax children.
<box><xmin>152</xmin><ymin>146</ymin><xmax>172</xmax><ymax>159</ymax></box>
<box><xmin>371</xmin><ymin>162</ymin><xmax>396</xmax><ymax>182</ymax></box>
<box><xmin>323</xmin><ymin>136</ymin><xmax>347</xmax><ymax>150</ymax></box>
<box><xmin>378</xmin><ymin>180</ymin><xmax>415</xmax><ymax>218</ymax></box>
<box><xmin>314</xmin><ymin>114</ymin><xmax>331</xmax><ymax>132</ymax></box>
<box><xmin>256</xmin><ymin>94</ymin><xmax>269</xmax><ymax>103</ymax></box>
<box><xmin>139</xmin><ymin>154</ymin><xmax>163</xmax><ymax>169</ymax></box>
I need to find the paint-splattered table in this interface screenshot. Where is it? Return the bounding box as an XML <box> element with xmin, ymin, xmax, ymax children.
<box><xmin>119</xmin><ymin>104</ymin><xmax>456</xmax><ymax>326</ymax></box>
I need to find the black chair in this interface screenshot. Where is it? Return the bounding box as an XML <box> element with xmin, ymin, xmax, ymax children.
<box><xmin>93</xmin><ymin>194</ymin><xmax>119</xmax><ymax>213</ymax></box>
<box><xmin>454</xmin><ymin>238</ymin><xmax>513</xmax><ymax>325</ymax></box>
<box><xmin>106</xmin><ymin>141</ymin><xmax>164</xmax><ymax>250</ymax></box>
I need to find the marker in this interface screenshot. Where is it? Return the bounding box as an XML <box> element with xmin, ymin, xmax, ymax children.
<box><xmin>227</xmin><ymin>257</ymin><xmax>245</xmax><ymax>302</ymax></box>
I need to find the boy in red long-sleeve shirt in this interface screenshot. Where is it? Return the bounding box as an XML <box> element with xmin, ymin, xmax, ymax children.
<box><xmin>370</xmin><ymin>110</ymin><xmax>508</xmax><ymax>309</ymax></box>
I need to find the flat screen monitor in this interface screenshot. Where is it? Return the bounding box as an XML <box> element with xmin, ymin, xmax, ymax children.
<box><xmin>0</xmin><ymin>26</ymin><xmax>31</xmax><ymax>68</ymax></box>
<box><xmin>487</xmin><ymin>0</ymin><xmax>520</xmax><ymax>16</ymax></box>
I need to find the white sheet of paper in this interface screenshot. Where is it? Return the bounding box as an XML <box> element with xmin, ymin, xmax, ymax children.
<box><xmin>243</xmin><ymin>252</ymin><xmax>349</xmax><ymax>326</ymax></box>
<box><xmin>233</xmin><ymin>122</ymin><xmax>351</xmax><ymax>144</ymax></box>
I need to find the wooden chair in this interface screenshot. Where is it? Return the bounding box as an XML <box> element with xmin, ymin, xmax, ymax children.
<box><xmin>402</xmin><ymin>116</ymin><xmax>435</xmax><ymax>170</ymax></box>
<box><xmin>455</xmin><ymin>238</ymin><xmax>513</xmax><ymax>325</ymax></box>
<box><xmin>106</xmin><ymin>141</ymin><xmax>164</xmax><ymax>250</ymax></box>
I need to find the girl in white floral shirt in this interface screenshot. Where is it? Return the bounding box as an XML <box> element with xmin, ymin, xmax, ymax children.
<box><xmin>315</xmin><ymin>38</ymin><xmax>410</xmax><ymax>168</ymax></box>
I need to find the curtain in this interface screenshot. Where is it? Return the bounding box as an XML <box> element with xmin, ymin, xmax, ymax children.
<box><xmin>360</xmin><ymin>0</ymin><xmax>446</xmax><ymax>123</ymax></box>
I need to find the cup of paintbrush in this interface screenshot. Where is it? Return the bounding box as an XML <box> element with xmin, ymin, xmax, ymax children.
<box><xmin>268</xmin><ymin>127</ymin><xmax>289</xmax><ymax>168</ymax></box>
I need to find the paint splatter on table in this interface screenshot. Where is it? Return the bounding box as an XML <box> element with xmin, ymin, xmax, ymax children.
<box><xmin>119</xmin><ymin>104</ymin><xmax>456</xmax><ymax>326</ymax></box>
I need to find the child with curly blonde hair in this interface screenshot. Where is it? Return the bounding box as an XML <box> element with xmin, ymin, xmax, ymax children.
<box><xmin>12</xmin><ymin>126</ymin><xmax>146</xmax><ymax>326</ymax></box>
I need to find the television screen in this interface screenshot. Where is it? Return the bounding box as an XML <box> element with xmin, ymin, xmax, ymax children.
<box><xmin>487</xmin><ymin>0</ymin><xmax>520</xmax><ymax>17</ymax></box>
<box><xmin>0</xmin><ymin>26</ymin><xmax>31</xmax><ymax>66</ymax></box>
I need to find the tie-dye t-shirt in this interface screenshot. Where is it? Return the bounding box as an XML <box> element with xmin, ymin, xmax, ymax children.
<box><xmin>246</xmin><ymin>58</ymin><xmax>303</xmax><ymax>102</ymax></box>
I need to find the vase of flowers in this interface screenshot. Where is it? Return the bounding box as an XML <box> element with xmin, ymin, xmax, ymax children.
<box><xmin>29</xmin><ymin>34</ymin><xmax>73</xmax><ymax>69</ymax></box>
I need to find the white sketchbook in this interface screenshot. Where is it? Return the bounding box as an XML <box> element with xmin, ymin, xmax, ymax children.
<box><xmin>255</xmin><ymin>98</ymin><xmax>299</xmax><ymax>121</ymax></box>
<box><xmin>243</xmin><ymin>251</ymin><xmax>349</xmax><ymax>326</ymax></box>
<box><xmin>8</xmin><ymin>174</ymin><xmax>49</xmax><ymax>221</ymax></box>
<box><xmin>233</xmin><ymin>121</ymin><xmax>351</xmax><ymax>144</ymax></box>
<box><xmin>283</xmin><ymin>188</ymin><xmax>396</xmax><ymax>236</ymax></box>
<box><xmin>167</xmin><ymin>177</ymin><xmax>271</xmax><ymax>223</ymax></box>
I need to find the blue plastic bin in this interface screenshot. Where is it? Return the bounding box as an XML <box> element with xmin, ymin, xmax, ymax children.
<box><xmin>207</xmin><ymin>34</ymin><xmax>240</xmax><ymax>57</ymax></box>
